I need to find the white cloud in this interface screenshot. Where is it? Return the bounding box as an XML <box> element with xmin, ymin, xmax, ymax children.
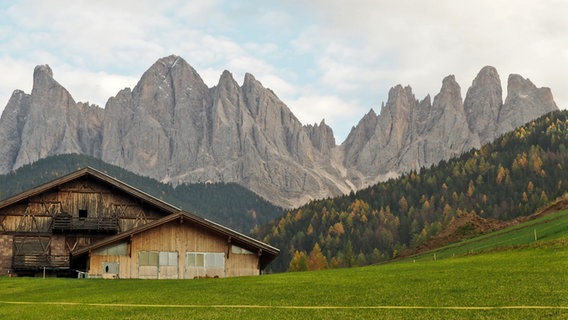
<box><xmin>54</xmin><ymin>66</ymin><xmax>140</xmax><ymax>107</ymax></box>
<box><xmin>0</xmin><ymin>57</ymin><xmax>35</xmax><ymax>107</ymax></box>
<box><xmin>288</xmin><ymin>94</ymin><xmax>366</xmax><ymax>143</ymax></box>
<box><xmin>1</xmin><ymin>0</ymin><xmax>567</xmax><ymax>143</ymax></box>
<box><xmin>291</xmin><ymin>0</ymin><xmax>568</xmax><ymax>106</ymax></box>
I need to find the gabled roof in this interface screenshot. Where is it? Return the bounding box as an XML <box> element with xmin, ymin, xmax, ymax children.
<box><xmin>0</xmin><ymin>167</ymin><xmax>181</xmax><ymax>214</ymax></box>
<box><xmin>73</xmin><ymin>211</ymin><xmax>280</xmax><ymax>269</ymax></box>
<box><xmin>1</xmin><ymin>166</ymin><xmax>279</xmax><ymax>268</ymax></box>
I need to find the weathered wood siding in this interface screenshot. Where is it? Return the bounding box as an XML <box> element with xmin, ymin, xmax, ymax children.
<box><xmin>88</xmin><ymin>220</ymin><xmax>260</xmax><ymax>279</ymax></box>
<box><xmin>0</xmin><ymin>175</ymin><xmax>177</xmax><ymax>275</ymax></box>
<box><xmin>227</xmin><ymin>251</ymin><xmax>259</xmax><ymax>277</ymax></box>
<box><xmin>50</xmin><ymin>235</ymin><xmax>67</xmax><ymax>257</ymax></box>
<box><xmin>89</xmin><ymin>254</ymin><xmax>132</xmax><ymax>279</ymax></box>
<box><xmin>0</xmin><ymin>179</ymin><xmax>168</xmax><ymax>234</ymax></box>
<box><xmin>0</xmin><ymin>235</ymin><xmax>13</xmax><ymax>275</ymax></box>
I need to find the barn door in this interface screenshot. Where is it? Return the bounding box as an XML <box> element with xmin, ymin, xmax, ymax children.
<box><xmin>185</xmin><ymin>252</ymin><xmax>225</xmax><ymax>279</ymax></box>
<box><xmin>138</xmin><ymin>251</ymin><xmax>178</xmax><ymax>279</ymax></box>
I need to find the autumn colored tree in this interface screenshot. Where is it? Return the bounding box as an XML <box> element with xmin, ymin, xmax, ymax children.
<box><xmin>496</xmin><ymin>165</ymin><xmax>507</xmax><ymax>185</ymax></box>
<box><xmin>307</xmin><ymin>243</ymin><xmax>328</xmax><ymax>270</ymax></box>
<box><xmin>288</xmin><ymin>250</ymin><xmax>308</xmax><ymax>272</ymax></box>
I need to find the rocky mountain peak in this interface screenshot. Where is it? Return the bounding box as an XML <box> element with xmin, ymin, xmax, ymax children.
<box><xmin>379</xmin><ymin>84</ymin><xmax>416</xmax><ymax>148</ymax></box>
<box><xmin>306</xmin><ymin>119</ymin><xmax>336</xmax><ymax>155</ymax></box>
<box><xmin>0</xmin><ymin>90</ymin><xmax>32</xmax><ymax>172</ymax></box>
<box><xmin>158</xmin><ymin>55</ymin><xmax>200</xmax><ymax>81</ymax></box>
<box><xmin>474</xmin><ymin>66</ymin><xmax>500</xmax><ymax>83</ymax></box>
<box><xmin>440</xmin><ymin>74</ymin><xmax>458</xmax><ymax>90</ymax></box>
<box><xmin>5</xmin><ymin>64</ymin><xmax>104</xmax><ymax>170</ymax></box>
<box><xmin>506</xmin><ymin>74</ymin><xmax>556</xmax><ymax>107</ymax></box>
<box><xmin>463</xmin><ymin>66</ymin><xmax>503</xmax><ymax>144</ymax></box>
<box><xmin>498</xmin><ymin>74</ymin><xmax>558</xmax><ymax>134</ymax></box>
<box><xmin>0</xmin><ymin>60</ymin><xmax>559</xmax><ymax>208</ymax></box>
<box><xmin>31</xmin><ymin>64</ymin><xmax>61</xmax><ymax>98</ymax></box>
<box><xmin>343</xmin><ymin>109</ymin><xmax>378</xmax><ymax>146</ymax></box>
<box><xmin>243</xmin><ymin>73</ymin><xmax>259</xmax><ymax>87</ymax></box>
<box><xmin>219</xmin><ymin>69</ymin><xmax>236</xmax><ymax>83</ymax></box>
<box><xmin>436</xmin><ymin>75</ymin><xmax>463</xmax><ymax>112</ymax></box>
<box><xmin>33</xmin><ymin>64</ymin><xmax>53</xmax><ymax>80</ymax></box>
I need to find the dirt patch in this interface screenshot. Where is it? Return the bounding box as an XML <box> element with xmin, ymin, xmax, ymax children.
<box><xmin>402</xmin><ymin>213</ymin><xmax>512</xmax><ymax>256</ymax></box>
<box><xmin>400</xmin><ymin>194</ymin><xmax>568</xmax><ymax>257</ymax></box>
<box><xmin>532</xmin><ymin>196</ymin><xmax>568</xmax><ymax>218</ymax></box>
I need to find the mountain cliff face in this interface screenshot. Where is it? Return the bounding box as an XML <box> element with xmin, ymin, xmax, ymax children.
<box><xmin>340</xmin><ymin>69</ymin><xmax>557</xmax><ymax>187</ymax></box>
<box><xmin>101</xmin><ymin>55</ymin><xmax>349</xmax><ymax>207</ymax></box>
<box><xmin>342</xmin><ymin>75</ymin><xmax>476</xmax><ymax>186</ymax></box>
<box><xmin>0</xmin><ymin>55</ymin><xmax>559</xmax><ymax>207</ymax></box>
<box><xmin>0</xmin><ymin>65</ymin><xmax>103</xmax><ymax>173</ymax></box>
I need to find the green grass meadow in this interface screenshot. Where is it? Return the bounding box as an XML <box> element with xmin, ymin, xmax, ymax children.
<box><xmin>1</xmin><ymin>212</ymin><xmax>568</xmax><ymax>319</ymax></box>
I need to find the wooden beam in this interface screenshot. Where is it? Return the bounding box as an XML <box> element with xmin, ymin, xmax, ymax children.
<box><xmin>257</xmin><ymin>249</ymin><xmax>263</xmax><ymax>271</ymax></box>
<box><xmin>226</xmin><ymin>237</ymin><xmax>232</xmax><ymax>258</ymax></box>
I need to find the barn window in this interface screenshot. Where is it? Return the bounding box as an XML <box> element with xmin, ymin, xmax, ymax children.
<box><xmin>186</xmin><ymin>253</ymin><xmax>205</xmax><ymax>267</ymax></box>
<box><xmin>139</xmin><ymin>251</ymin><xmax>177</xmax><ymax>267</ymax></box>
<box><xmin>79</xmin><ymin>209</ymin><xmax>88</xmax><ymax>218</ymax></box>
<box><xmin>93</xmin><ymin>242</ymin><xmax>128</xmax><ymax>256</ymax></box>
<box><xmin>231</xmin><ymin>245</ymin><xmax>253</xmax><ymax>255</ymax></box>
<box><xmin>185</xmin><ymin>252</ymin><xmax>225</xmax><ymax>278</ymax></box>
<box><xmin>139</xmin><ymin>251</ymin><xmax>159</xmax><ymax>266</ymax></box>
<box><xmin>186</xmin><ymin>252</ymin><xmax>225</xmax><ymax>269</ymax></box>
<box><xmin>159</xmin><ymin>252</ymin><xmax>178</xmax><ymax>266</ymax></box>
<box><xmin>205</xmin><ymin>253</ymin><xmax>225</xmax><ymax>269</ymax></box>
<box><xmin>138</xmin><ymin>251</ymin><xmax>179</xmax><ymax>279</ymax></box>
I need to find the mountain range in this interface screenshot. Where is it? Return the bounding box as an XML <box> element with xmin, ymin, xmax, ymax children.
<box><xmin>0</xmin><ymin>55</ymin><xmax>558</xmax><ymax>208</ymax></box>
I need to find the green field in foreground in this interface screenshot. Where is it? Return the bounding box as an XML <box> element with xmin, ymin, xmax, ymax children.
<box><xmin>1</xmin><ymin>213</ymin><xmax>567</xmax><ymax>319</ymax></box>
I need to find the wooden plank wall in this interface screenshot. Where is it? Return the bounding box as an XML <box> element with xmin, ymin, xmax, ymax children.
<box><xmin>0</xmin><ymin>178</ymin><xmax>169</xmax><ymax>234</ymax></box>
<box><xmin>88</xmin><ymin>221</ymin><xmax>260</xmax><ymax>279</ymax></box>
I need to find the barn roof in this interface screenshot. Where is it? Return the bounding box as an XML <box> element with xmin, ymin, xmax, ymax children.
<box><xmin>0</xmin><ymin>166</ymin><xmax>181</xmax><ymax>214</ymax></box>
<box><xmin>73</xmin><ymin>211</ymin><xmax>280</xmax><ymax>269</ymax></box>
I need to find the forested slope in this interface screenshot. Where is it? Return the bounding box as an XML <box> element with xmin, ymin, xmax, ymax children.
<box><xmin>256</xmin><ymin>110</ymin><xmax>568</xmax><ymax>272</ymax></box>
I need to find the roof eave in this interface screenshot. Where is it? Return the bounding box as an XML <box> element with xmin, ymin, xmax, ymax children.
<box><xmin>73</xmin><ymin>211</ymin><xmax>279</xmax><ymax>263</ymax></box>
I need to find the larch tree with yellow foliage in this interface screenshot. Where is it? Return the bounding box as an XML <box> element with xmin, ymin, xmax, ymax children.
<box><xmin>307</xmin><ymin>243</ymin><xmax>329</xmax><ymax>271</ymax></box>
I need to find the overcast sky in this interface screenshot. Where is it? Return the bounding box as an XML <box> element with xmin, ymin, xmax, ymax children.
<box><xmin>1</xmin><ymin>0</ymin><xmax>567</xmax><ymax>142</ymax></box>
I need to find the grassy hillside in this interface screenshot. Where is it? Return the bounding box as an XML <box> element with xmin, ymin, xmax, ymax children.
<box><xmin>1</xmin><ymin>212</ymin><xmax>567</xmax><ymax>319</ymax></box>
<box><xmin>408</xmin><ymin>208</ymin><xmax>568</xmax><ymax>262</ymax></box>
<box><xmin>0</xmin><ymin>154</ymin><xmax>284</xmax><ymax>233</ymax></box>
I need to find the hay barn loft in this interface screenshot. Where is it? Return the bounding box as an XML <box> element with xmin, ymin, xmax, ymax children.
<box><xmin>0</xmin><ymin>167</ymin><xmax>278</xmax><ymax>278</ymax></box>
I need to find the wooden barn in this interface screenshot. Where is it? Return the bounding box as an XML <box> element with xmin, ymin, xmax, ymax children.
<box><xmin>73</xmin><ymin>211</ymin><xmax>278</xmax><ymax>279</ymax></box>
<box><xmin>0</xmin><ymin>167</ymin><xmax>278</xmax><ymax>278</ymax></box>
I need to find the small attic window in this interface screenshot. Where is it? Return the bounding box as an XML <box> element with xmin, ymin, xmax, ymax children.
<box><xmin>79</xmin><ymin>209</ymin><xmax>88</xmax><ymax>218</ymax></box>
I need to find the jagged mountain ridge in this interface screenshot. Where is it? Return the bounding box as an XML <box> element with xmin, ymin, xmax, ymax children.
<box><xmin>0</xmin><ymin>56</ymin><xmax>558</xmax><ymax>207</ymax></box>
